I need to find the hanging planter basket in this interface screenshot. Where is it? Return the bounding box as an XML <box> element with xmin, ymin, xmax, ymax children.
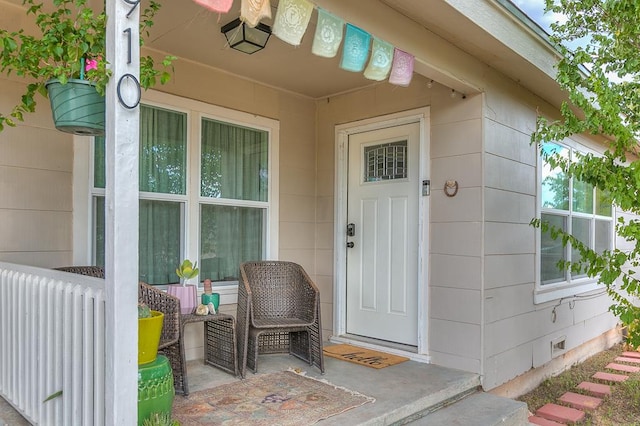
<box><xmin>45</xmin><ymin>78</ymin><xmax>105</xmax><ymax>136</ymax></box>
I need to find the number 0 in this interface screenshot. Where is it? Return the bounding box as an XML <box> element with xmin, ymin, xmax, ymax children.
<box><xmin>117</xmin><ymin>73</ymin><xmax>141</xmax><ymax>109</ymax></box>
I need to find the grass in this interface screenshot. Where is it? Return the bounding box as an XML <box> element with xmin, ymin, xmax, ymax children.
<box><xmin>518</xmin><ymin>343</ymin><xmax>640</xmax><ymax>425</ymax></box>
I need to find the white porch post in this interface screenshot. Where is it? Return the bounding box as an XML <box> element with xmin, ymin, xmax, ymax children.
<box><xmin>105</xmin><ymin>0</ymin><xmax>140</xmax><ymax>424</ymax></box>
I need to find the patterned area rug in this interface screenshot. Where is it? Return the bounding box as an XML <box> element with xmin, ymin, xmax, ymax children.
<box><xmin>172</xmin><ymin>370</ymin><xmax>374</xmax><ymax>425</ymax></box>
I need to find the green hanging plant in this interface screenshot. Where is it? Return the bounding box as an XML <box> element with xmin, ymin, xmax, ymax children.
<box><xmin>0</xmin><ymin>0</ymin><xmax>176</xmax><ymax>132</ymax></box>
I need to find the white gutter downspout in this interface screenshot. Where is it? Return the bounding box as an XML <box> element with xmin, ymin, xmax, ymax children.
<box><xmin>105</xmin><ymin>0</ymin><xmax>140</xmax><ymax>423</ymax></box>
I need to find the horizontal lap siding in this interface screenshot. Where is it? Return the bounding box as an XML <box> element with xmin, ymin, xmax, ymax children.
<box><xmin>0</xmin><ymin>79</ymin><xmax>74</xmax><ymax>268</ymax></box>
<box><xmin>481</xmin><ymin>79</ymin><xmax>615</xmax><ymax>389</ymax></box>
<box><xmin>429</xmin><ymin>90</ymin><xmax>483</xmax><ymax>373</ymax></box>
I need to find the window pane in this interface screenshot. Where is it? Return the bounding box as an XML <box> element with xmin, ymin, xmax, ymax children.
<box><xmin>200</xmin><ymin>205</ymin><xmax>264</xmax><ymax>282</ymax></box>
<box><xmin>140</xmin><ymin>200</ymin><xmax>182</xmax><ymax>285</ymax></box>
<box><xmin>541</xmin><ymin>213</ymin><xmax>566</xmax><ymax>284</ymax></box>
<box><xmin>94</xmin><ymin>136</ymin><xmax>105</xmax><ymax>189</ymax></box>
<box><xmin>364</xmin><ymin>141</ymin><xmax>407</xmax><ymax>182</ymax></box>
<box><xmin>201</xmin><ymin>118</ymin><xmax>268</xmax><ymax>201</ymax></box>
<box><xmin>572</xmin><ymin>179</ymin><xmax>593</xmax><ymax>214</ymax></box>
<box><xmin>93</xmin><ymin>197</ymin><xmax>182</xmax><ymax>285</ymax></box>
<box><xmin>595</xmin><ymin>187</ymin><xmax>612</xmax><ymax>217</ymax></box>
<box><xmin>541</xmin><ymin>143</ymin><xmax>569</xmax><ymax>210</ymax></box>
<box><xmin>595</xmin><ymin>219</ymin><xmax>612</xmax><ymax>255</ymax></box>
<box><xmin>571</xmin><ymin>217</ymin><xmax>590</xmax><ymax>278</ymax></box>
<box><xmin>140</xmin><ymin>105</ymin><xmax>187</xmax><ymax>195</ymax></box>
<box><xmin>94</xmin><ymin>106</ymin><xmax>187</xmax><ymax>194</ymax></box>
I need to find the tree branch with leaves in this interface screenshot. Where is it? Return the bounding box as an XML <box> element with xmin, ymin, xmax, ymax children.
<box><xmin>533</xmin><ymin>0</ymin><xmax>640</xmax><ymax>347</ymax></box>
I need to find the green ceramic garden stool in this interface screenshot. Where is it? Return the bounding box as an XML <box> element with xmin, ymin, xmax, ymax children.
<box><xmin>138</xmin><ymin>354</ymin><xmax>174</xmax><ymax>425</ymax></box>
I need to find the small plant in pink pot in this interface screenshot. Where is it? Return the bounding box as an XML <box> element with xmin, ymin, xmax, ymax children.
<box><xmin>175</xmin><ymin>259</ymin><xmax>199</xmax><ymax>285</ymax></box>
<box><xmin>168</xmin><ymin>259</ymin><xmax>199</xmax><ymax>314</ymax></box>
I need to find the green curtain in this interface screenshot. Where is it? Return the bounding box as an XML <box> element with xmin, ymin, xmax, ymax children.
<box><xmin>138</xmin><ymin>105</ymin><xmax>186</xmax><ymax>283</ymax></box>
<box><xmin>94</xmin><ymin>105</ymin><xmax>186</xmax><ymax>284</ymax></box>
<box><xmin>200</xmin><ymin>118</ymin><xmax>268</xmax><ymax>281</ymax></box>
<box><xmin>200</xmin><ymin>118</ymin><xmax>268</xmax><ymax>201</ymax></box>
<box><xmin>94</xmin><ymin>197</ymin><xmax>182</xmax><ymax>285</ymax></box>
<box><xmin>140</xmin><ymin>105</ymin><xmax>187</xmax><ymax>194</ymax></box>
<box><xmin>139</xmin><ymin>199</ymin><xmax>181</xmax><ymax>284</ymax></box>
<box><xmin>200</xmin><ymin>205</ymin><xmax>264</xmax><ymax>281</ymax></box>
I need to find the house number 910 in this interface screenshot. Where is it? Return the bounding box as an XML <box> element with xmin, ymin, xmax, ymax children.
<box><xmin>117</xmin><ymin>0</ymin><xmax>141</xmax><ymax>109</ymax></box>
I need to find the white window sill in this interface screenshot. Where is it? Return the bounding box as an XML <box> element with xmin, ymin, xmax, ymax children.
<box><xmin>157</xmin><ymin>282</ymin><xmax>239</xmax><ymax>305</ymax></box>
<box><xmin>534</xmin><ymin>279</ymin><xmax>603</xmax><ymax>304</ymax></box>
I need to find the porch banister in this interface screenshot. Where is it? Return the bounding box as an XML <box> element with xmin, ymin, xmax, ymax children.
<box><xmin>105</xmin><ymin>0</ymin><xmax>140</xmax><ymax>424</ymax></box>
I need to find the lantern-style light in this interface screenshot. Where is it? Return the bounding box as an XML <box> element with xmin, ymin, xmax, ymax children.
<box><xmin>221</xmin><ymin>18</ymin><xmax>272</xmax><ymax>54</ymax></box>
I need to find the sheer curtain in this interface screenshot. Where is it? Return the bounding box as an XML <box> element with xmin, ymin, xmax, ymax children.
<box><xmin>200</xmin><ymin>118</ymin><xmax>268</xmax><ymax>281</ymax></box>
<box><xmin>94</xmin><ymin>105</ymin><xmax>187</xmax><ymax>284</ymax></box>
<box><xmin>138</xmin><ymin>106</ymin><xmax>186</xmax><ymax>284</ymax></box>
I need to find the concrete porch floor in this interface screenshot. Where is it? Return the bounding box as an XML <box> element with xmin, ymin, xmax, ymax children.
<box><xmin>1</xmin><ymin>348</ymin><xmax>530</xmax><ymax>425</ymax></box>
<box><xmin>187</xmin><ymin>351</ymin><xmax>480</xmax><ymax>425</ymax></box>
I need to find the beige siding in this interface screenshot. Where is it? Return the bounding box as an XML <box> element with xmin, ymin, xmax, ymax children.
<box><xmin>428</xmin><ymin>90</ymin><xmax>484</xmax><ymax>373</ymax></box>
<box><xmin>0</xmin><ymin>76</ymin><xmax>74</xmax><ymax>267</ymax></box>
<box><xmin>481</xmin><ymin>72</ymin><xmax>616</xmax><ymax>390</ymax></box>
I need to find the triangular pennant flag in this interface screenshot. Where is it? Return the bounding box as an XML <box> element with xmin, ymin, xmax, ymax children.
<box><xmin>363</xmin><ymin>37</ymin><xmax>393</xmax><ymax>81</ymax></box>
<box><xmin>388</xmin><ymin>48</ymin><xmax>414</xmax><ymax>86</ymax></box>
<box><xmin>241</xmin><ymin>0</ymin><xmax>272</xmax><ymax>28</ymax></box>
<box><xmin>192</xmin><ymin>0</ymin><xmax>233</xmax><ymax>13</ymax></box>
<box><xmin>340</xmin><ymin>24</ymin><xmax>371</xmax><ymax>72</ymax></box>
<box><xmin>312</xmin><ymin>8</ymin><xmax>344</xmax><ymax>58</ymax></box>
<box><xmin>272</xmin><ymin>0</ymin><xmax>314</xmax><ymax>46</ymax></box>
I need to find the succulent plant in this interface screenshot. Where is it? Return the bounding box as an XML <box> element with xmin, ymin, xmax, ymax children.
<box><xmin>176</xmin><ymin>259</ymin><xmax>199</xmax><ymax>286</ymax></box>
<box><xmin>138</xmin><ymin>302</ymin><xmax>152</xmax><ymax>319</ymax></box>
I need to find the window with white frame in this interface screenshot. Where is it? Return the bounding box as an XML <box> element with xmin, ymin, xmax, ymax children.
<box><xmin>92</xmin><ymin>98</ymin><xmax>277</xmax><ymax>286</ymax></box>
<box><xmin>539</xmin><ymin>142</ymin><xmax>613</xmax><ymax>292</ymax></box>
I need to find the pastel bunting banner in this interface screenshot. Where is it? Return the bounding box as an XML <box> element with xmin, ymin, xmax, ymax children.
<box><xmin>241</xmin><ymin>0</ymin><xmax>271</xmax><ymax>28</ymax></box>
<box><xmin>388</xmin><ymin>48</ymin><xmax>414</xmax><ymax>86</ymax></box>
<box><xmin>312</xmin><ymin>8</ymin><xmax>344</xmax><ymax>58</ymax></box>
<box><xmin>340</xmin><ymin>24</ymin><xmax>371</xmax><ymax>73</ymax></box>
<box><xmin>273</xmin><ymin>0</ymin><xmax>314</xmax><ymax>46</ymax></box>
<box><xmin>192</xmin><ymin>0</ymin><xmax>233</xmax><ymax>13</ymax></box>
<box><xmin>363</xmin><ymin>37</ymin><xmax>393</xmax><ymax>81</ymax></box>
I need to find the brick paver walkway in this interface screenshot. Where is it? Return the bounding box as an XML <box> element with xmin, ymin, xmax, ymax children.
<box><xmin>528</xmin><ymin>349</ymin><xmax>639</xmax><ymax>425</ymax></box>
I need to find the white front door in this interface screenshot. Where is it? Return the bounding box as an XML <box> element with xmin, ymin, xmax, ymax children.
<box><xmin>345</xmin><ymin>122</ymin><xmax>420</xmax><ymax>346</ymax></box>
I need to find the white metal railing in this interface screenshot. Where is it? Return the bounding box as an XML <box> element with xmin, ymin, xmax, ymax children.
<box><xmin>0</xmin><ymin>262</ymin><xmax>105</xmax><ymax>425</ymax></box>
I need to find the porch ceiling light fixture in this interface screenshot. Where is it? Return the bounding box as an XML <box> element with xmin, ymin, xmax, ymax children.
<box><xmin>221</xmin><ymin>18</ymin><xmax>272</xmax><ymax>54</ymax></box>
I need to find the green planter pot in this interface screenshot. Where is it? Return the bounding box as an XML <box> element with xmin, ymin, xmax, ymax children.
<box><xmin>45</xmin><ymin>78</ymin><xmax>105</xmax><ymax>136</ymax></box>
<box><xmin>138</xmin><ymin>354</ymin><xmax>174</xmax><ymax>425</ymax></box>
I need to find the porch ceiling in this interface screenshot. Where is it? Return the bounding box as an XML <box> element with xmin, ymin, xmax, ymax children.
<box><xmin>1</xmin><ymin>0</ymin><xmax>561</xmax><ymax>102</ymax></box>
<box><xmin>148</xmin><ymin>0</ymin><xmax>374</xmax><ymax>99</ymax></box>
<box><xmin>147</xmin><ymin>0</ymin><xmax>562</xmax><ymax>102</ymax></box>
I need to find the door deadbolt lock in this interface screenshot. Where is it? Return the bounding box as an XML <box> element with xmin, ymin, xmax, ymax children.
<box><xmin>347</xmin><ymin>223</ymin><xmax>356</xmax><ymax>237</ymax></box>
<box><xmin>346</xmin><ymin>242</ymin><xmax>354</xmax><ymax>248</ymax></box>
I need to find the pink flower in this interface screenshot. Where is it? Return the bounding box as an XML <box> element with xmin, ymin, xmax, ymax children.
<box><xmin>85</xmin><ymin>59</ymin><xmax>98</xmax><ymax>72</ymax></box>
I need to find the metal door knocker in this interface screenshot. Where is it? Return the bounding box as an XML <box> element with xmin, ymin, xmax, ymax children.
<box><xmin>444</xmin><ymin>180</ymin><xmax>459</xmax><ymax>197</ymax></box>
